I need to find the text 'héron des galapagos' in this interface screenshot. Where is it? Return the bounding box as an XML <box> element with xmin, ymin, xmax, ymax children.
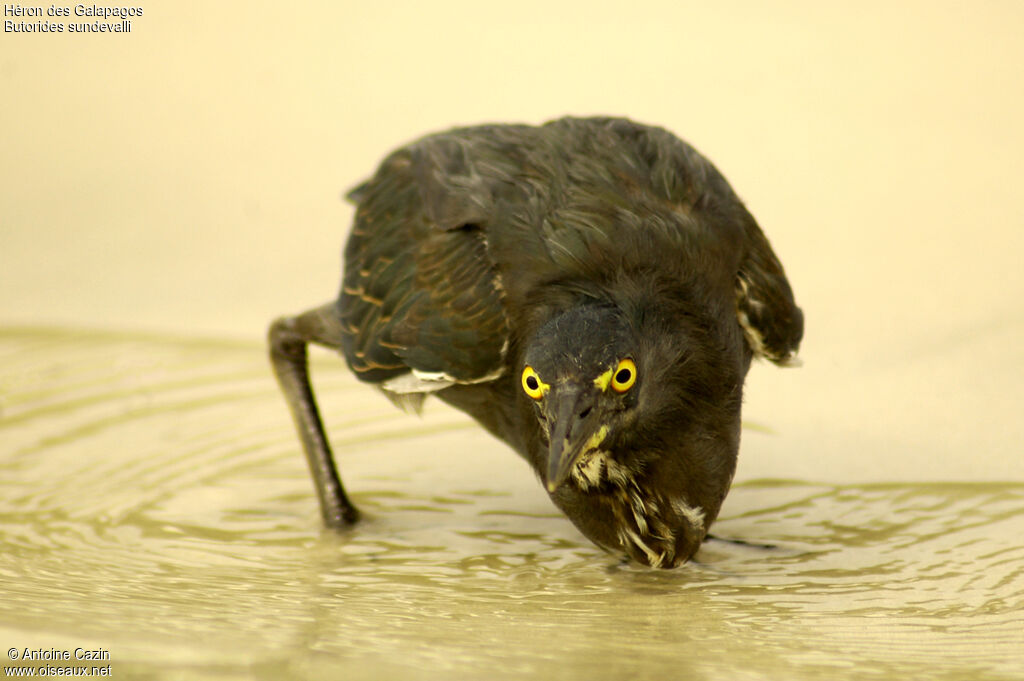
<box><xmin>4</xmin><ymin>4</ymin><xmax>142</xmax><ymax>33</ymax></box>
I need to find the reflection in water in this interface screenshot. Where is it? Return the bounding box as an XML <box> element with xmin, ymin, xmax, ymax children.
<box><xmin>1</xmin><ymin>328</ymin><xmax>1022</xmax><ymax>680</ymax></box>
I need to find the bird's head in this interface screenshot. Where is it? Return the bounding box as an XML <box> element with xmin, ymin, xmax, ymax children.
<box><xmin>519</xmin><ymin>299</ymin><xmax>743</xmax><ymax>567</ymax></box>
<box><xmin>521</xmin><ymin>304</ymin><xmax>641</xmax><ymax>494</ymax></box>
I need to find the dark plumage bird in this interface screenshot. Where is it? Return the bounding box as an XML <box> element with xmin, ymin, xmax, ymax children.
<box><xmin>269</xmin><ymin>117</ymin><xmax>802</xmax><ymax>568</ymax></box>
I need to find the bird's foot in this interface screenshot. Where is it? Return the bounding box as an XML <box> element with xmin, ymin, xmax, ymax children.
<box><xmin>704</xmin><ymin>533</ymin><xmax>777</xmax><ymax>550</ymax></box>
<box><xmin>322</xmin><ymin>502</ymin><xmax>361</xmax><ymax>528</ymax></box>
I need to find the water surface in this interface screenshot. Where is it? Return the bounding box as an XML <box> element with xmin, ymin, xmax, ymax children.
<box><xmin>1</xmin><ymin>328</ymin><xmax>1021</xmax><ymax>679</ymax></box>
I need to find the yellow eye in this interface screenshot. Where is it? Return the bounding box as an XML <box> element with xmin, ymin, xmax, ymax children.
<box><xmin>521</xmin><ymin>366</ymin><xmax>548</xmax><ymax>400</ymax></box>
<box><xmin>610</xmin><ymin>358</ymin><xmax>637</xmax><ymax>393</ymax></box>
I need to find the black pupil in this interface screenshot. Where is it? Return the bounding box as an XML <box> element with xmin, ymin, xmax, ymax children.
<box><xmin>615</xmin><ymin>368</ymin><xmax>632</xmax><ymax>384</ymax></box>
<box><xmin>526</xmin><ymin>376</ymin><xmax>539</xmax><ymax>390</ymax></box>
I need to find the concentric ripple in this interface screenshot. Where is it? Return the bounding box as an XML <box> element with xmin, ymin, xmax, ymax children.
<box><xmin>1</xmin><ymin>327</ymin><xmax>1022</xmax><ymax>680</ymax></box>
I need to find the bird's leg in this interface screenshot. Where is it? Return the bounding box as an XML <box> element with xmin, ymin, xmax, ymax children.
<box><xmin>268</xmin><ymin>303</ymin><xmax>359</xmax><ymax>527</ymax></box>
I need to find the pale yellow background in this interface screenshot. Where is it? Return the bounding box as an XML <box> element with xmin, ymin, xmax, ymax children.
<box><xmin>3</xmin><ymin>1</ymin><xmax>1022</xmax><ymax>482</ymax></box>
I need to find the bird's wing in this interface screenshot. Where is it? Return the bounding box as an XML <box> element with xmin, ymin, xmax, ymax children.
<box><xmin>587</xmin><ymin>118</ymin><xmax>804</xmax><ymax>365</ymax></box>
<box><xmin>338</xmin><ymin>135</ymin><xmax>516</xmax><ymax>387</ymax></box>
<box><xmin>734</xmin><ymin>214</ymin><xmax>804</xmax><ymax>365</ymax></box>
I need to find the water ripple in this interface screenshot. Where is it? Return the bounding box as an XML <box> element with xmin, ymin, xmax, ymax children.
<box><xmin>1</xmin><ymin>328</ymin><xmax>1022</xmax><ymax>679</ymax></box>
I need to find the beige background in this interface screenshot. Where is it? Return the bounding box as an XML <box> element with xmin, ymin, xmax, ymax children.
<box><xmin>3</xmin><ymin>1</ymin><xmax>1022</xmax><ymax>482</ymax></box>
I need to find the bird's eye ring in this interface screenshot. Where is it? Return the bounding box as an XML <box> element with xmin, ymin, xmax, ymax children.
<box><xmin>521</xmin><ymin>366</ymin><xmax>548</xmax><ymax>400</ymax></box>
<box><xmin>611</xmin><ymin>358</ymin><xmax>637</xmax><ymax>393</ymax></box>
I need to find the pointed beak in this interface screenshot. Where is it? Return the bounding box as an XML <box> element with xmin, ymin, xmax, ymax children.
<box><xmin>544</xmin><ymin>385</ymin><xmax>605</xmax><ymax>493</ymax></box>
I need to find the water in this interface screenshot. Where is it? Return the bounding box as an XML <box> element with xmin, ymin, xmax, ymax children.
<box><xmin>1</xmin><ymin>327</ymin><xmax>1021</xmax><ymax>680</ymax></box>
